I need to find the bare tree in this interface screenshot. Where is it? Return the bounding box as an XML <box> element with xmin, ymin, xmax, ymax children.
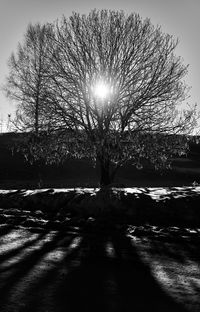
<box><xmin>5</xmin><ymin>10</ymin><xmax>198</xmax><ymax>187</ymax></box>
<box><xmin>4</xmin><ymin>23</ymin><xmax>54</xmax><ymax>134</ymax></box>
<box><xmin>44</xmin><ymin>10</ymin><xmax>197</xmax><ymax>186</ymax></box>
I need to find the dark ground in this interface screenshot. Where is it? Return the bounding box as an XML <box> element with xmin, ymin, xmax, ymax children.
<box><xmin>0</xmin><ymin>133</ymin><xmax>200</xmax><ymax>311</ymax></box>
<box><xmin>0</xmin><ymin>207</ymin><xmax>200</xmax><ymax>312</ymax></box>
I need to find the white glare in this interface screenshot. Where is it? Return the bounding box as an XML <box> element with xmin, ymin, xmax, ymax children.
<box><xmin>93</xmin><ymin>81</ymin><xmax>111</xmax><ymax>99</ymax></box>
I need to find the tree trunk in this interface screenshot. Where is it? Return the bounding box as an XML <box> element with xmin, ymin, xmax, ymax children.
<box><xmin>99</xmin><ymin>160</ymin><xmax>114</xmax><ymax>187</ymax></box>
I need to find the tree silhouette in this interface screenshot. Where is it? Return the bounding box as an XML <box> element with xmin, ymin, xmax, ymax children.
<box><xmin>5</xmin><ymin>10</ymin><xmax>198</xmax><ymax>186</ymax></box>
<box><xmin>5</xmin><ymin>23</ymin><xmax>54</xmax><ymax>134</ymax></box>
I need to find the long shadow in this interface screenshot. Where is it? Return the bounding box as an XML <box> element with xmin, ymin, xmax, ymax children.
<box><xmin>25</xmin><ymin>234</ymin><xmax>83</xmax><ymax>312</ymax></box>
<box><xmin>0</xmin><ymin>230</ymin><xmax>48</xmax><ymax>266</ymax></box>
<box><xmin>53</xmin><ymin>227</ymin><xmax>188</xmax><ymax>312</ymax></box>
<box><xmin>0</xmin><ymin>230</ymin><xmax>77</xmax><ymax>308</ymax></box>
<box><xmin>140</xmin><ymin>227</ymin><xmax>200</xmax><ymax>264</ymax></box>
<box><xmin>0</xmin><ymin>225</ymin><xmax>192</xmax><ymax>312</ymax></box>
<box><xmin>0</xmin><ymin>224</ymin><xmax>13</xmax><ymax>236</ymax></box>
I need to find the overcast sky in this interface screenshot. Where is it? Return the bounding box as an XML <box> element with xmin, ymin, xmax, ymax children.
<box><xmin>0</xmin><ymin>0</ymin><xmax>199</xmax><ymax>131</ymax></box>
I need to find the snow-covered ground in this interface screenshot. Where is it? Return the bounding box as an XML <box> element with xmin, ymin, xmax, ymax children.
<box><xmin>1</xmin><ymin>185</ymin><xmax>200</xmax><ymax>199</ymax></box>
<box><xmin>1</xmin><ymin>186</ymin><xmax>200</xmax><ymax>225</ymax></box>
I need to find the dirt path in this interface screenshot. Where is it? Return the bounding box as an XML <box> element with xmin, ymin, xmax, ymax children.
<box><xmin>0</xmin><ymin>209</ymin><xmax>200</xmax><ymax>311</ymax></box>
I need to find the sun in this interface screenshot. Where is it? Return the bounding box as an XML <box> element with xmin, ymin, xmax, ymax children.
<box><xmin>93</xmin><ymin>81</ymin><xmax>111</xmax><ymax>100</ymax></box>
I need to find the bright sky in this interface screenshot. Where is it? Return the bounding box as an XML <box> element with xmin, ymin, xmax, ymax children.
<box><xmin>0</xmin><ymin>0</ymin><xmax>199</xmax><ymax>131</ymax></box>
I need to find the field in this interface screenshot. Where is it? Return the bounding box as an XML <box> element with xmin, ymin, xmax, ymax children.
<box><xmin>0</xmin><ymin>132</ymin><xmax>200</xmax><ymax>311</ymax></box>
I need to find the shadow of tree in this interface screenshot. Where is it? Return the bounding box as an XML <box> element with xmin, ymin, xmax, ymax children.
<box><xmin>0</xmin><ymin>225</ymin><xmax>194</xmax><ymax>312</ymax></box>
<box><xmin>54</xmin><ymin>228</ymin><xmax>188</xmax><ymax>312</ymax></box>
